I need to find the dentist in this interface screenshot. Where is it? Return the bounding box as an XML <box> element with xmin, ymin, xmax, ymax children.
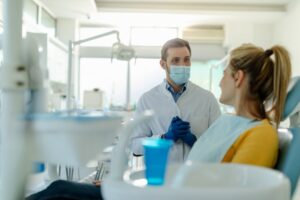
<box><xmin>130</xmin><ymin>38</ymin><xmax>221</xmax><ymax>162</ymax></box>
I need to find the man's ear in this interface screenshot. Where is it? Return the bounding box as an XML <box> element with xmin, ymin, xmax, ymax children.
<box><xmin>234</xmin><ymin>70</ymin><xmax>245</xmax><ymax>88</ymax></box>
<box><xmin>160</xmin><ymin>60</ymin><xmax>166</xmax><ymax>70</ymax></box>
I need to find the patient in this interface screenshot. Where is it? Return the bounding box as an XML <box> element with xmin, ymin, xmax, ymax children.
<box><xmin>27</xmin><ymin>43</ymin><xmax>292</xmax><ymax>200</ymax></box>
<box><xmin>187</xmin><ymin>44</ymin><xmax>291</xmax><ymax>167</ymax></box>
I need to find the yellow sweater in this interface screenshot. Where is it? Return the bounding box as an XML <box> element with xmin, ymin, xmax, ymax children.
<box><xmin>222</xmin><ymin>119</ymin><xmax>278</xmax><ymax>168</ymax></box>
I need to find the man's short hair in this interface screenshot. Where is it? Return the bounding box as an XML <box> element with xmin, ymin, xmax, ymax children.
<box><xmin>161</xmin><ymin>38</ymin><xmax>191</xmax><ymax>61</ymax></box>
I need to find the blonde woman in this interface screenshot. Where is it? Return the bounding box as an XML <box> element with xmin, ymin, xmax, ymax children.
<box><xmin>188</xmin><ymin>44</ymin><xmax>292</xmax><ymax>168</ymax></box>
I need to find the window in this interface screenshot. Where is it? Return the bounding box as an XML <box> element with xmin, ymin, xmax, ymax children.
<box><xmin>0</xmin><ymin>49</ymin><xmax>3</xmax><ymax>67</ymax></box>
<box><xmin>78</xmin><ymin>25</ymin><xmax>224</xmax><ymax>111</ymax></box>
<box><xmin>41</xmin><ymin>8</ymin><xmax>56</xmax><ymax>36</ymax></box>
<box><xmin>79</xmin><ymin>58</ymin><xmax>164</xmax><ymax>109</ymax></box>
<box><xmin>0</xmin><ymin>25</ymin><xmax>3</xmax><ymax>66</ymax></box>
<box><xmin>79</xmin><ymin>58</ymin><xmax>127</xmax><ymax>108</ymax></box>
<box><xmin>130</xmin><ymin>27</ymin><xmax>178</xmax><ymax>46</ymax></box>
<box><xmin>79</xmin><ymin>57</ymin><xmax>225</xmax><ymax>108</ymax></box>
<box><xmin>48</xmin><ymin>42</ymin><xmax>68</xmax><ymax>83</ymax></box>
<box><xmin>131</xmin><ymin>58</ymin><xmax>165</xmax><ymax>104</ymax></box>
<box><xmin>190</xmin><ymin>60</ymin><xmax>227</xmax><ymax>112</ymax></box>
<box><xmin>190</xmin><ymin>60</ymin><xmax>223</xmax><ymax>98</ymax></box>
<box><xmin>24</xmin><ymin>0</ymin><xmax>38</xmax><ymax>24</ymax></box>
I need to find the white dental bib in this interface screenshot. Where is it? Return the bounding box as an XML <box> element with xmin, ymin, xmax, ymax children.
<box><xmin>187</xmin><ymin>114</ymin><xmax>261</xmax><ymax>162</ymax></box>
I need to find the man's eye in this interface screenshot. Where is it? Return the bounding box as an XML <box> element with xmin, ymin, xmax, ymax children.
<box><xmin>172</xmin><ymin>58</ymin><xmax>180</xmax><ymax>63</ymax></box>
<box><xmin>185</xmin><ymin>58</ymin><xmax>191</xmax><ymax>63</ymax></box>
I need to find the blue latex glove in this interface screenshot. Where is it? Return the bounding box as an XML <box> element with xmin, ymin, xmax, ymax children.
<box><xmin>174</xmin><ymin>117</ymin><xmax>197</xmax><ymax>147</ymax></box>
<box><xmin>179</xmin><ymin>131</ymin><xmax>197</xmax><ymax>147</ymax></box>
<box><xmin>163</xmin><ymin>116</ymin><xmax>190</xmax><ymax>142</ymax></box>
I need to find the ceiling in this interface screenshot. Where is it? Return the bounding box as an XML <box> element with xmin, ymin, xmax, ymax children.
<box><xmin>40</xmin><ymin>0</ymin><xmax>294</xmax><ymax>27</ymax></box>
<box><xmin>95</xmin><ymin>0</ymin><xmax>291</xmax><ymax>3</ymax></box>
<box><xmin>94</xmin><ymin>0</ymin><xmax>293</xmax><ymax>11</ymax></box>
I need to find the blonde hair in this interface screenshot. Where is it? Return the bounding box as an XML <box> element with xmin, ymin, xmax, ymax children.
<box><xmin>229</xmin><ymin>44</ymin><xmax>292</xmax><ymax>126</ymax></box>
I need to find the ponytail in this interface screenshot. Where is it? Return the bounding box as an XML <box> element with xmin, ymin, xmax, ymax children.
<box><xmin>230</xmin><ymin>44</ymin><xmax>292</xmax><ymax>126</ymax></box>
<box><xmin>270</xmin><ymin>46</ymin><xmax>291</xmax><ymax>125</ymax></box>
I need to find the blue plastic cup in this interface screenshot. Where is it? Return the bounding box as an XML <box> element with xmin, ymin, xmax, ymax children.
<box><xmin>142</xmin><ymin>138</ymin><xmax>173</xmax><ymax>186</ymax></box>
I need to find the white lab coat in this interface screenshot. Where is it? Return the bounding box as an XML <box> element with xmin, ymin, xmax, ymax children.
<box><xmin>130</xmin><ymin>80</ymin><xmax>221</xmax><ymax>163</ymax></box>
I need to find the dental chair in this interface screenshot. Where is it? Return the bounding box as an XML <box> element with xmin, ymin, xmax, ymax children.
<box><xmin>276</xmin><ymin>76</ymin><xmax>300</xmax><ymax>196</ymax></box>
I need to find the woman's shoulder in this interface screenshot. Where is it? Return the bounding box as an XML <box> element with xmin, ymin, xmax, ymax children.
<box><xmin>255</xmin><ymin>119</ymin><xmax>276</xmax><ymax>130</ymax></box>
<box><xmin>234</xmin><ymin>119</ymin><xmax>278</xmax><ymax>151</ymax></box>
<box><xmin>246</xmin><ymin>119</ymin><xmax>277</xmax><ymax>138</ymax></box>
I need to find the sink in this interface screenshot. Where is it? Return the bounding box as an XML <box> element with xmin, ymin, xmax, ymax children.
<box><xmin>102</xmin><ymin>162</ymin><xmax>291</xmax><ymax>200</ymax></box>
<box><xmin>26</xmin><ymin>112</ymin><xmax>123</xmax><ymax>166</ymax></box>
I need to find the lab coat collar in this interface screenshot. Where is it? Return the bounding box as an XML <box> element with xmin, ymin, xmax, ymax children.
<box><xmin>166</xmin><ymin>81</ymin><xmax>187</xmax><ymax>94</ymax></box>
<box><xmin>161</xmin><ymin>79</ymin><xmax>191</xmax><ymax>95</ymax></box>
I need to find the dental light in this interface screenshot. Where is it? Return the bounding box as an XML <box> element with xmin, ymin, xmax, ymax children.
<box><xmin>111</xmin><ymin>42</ymin><xmax>135</xmax><ymax>61</ymax></box>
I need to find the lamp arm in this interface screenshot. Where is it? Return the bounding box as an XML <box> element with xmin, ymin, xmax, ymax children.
<box><xmin>72</xmin><ymin>30</ymin><xmax>120</xmax><ymax>46</ymax></box>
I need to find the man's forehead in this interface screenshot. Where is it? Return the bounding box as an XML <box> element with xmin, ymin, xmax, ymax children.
<box><xmin>167</xmin><ymin>47</ymin><xmax>191</xmax><ymax>58</ymax></box>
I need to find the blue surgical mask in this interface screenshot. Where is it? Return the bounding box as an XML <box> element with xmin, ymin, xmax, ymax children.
<box><xmin>169</xmin><ymin>65</ymin><xmax>191</xmax><ymax>85</ymax></box>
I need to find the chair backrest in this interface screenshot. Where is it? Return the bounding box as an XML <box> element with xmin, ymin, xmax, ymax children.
<box><xmin>275</xmin><ymin>128</ymin><xmax>300</xmax><ymax>195</ymax></box>
<box><xmin>276</xmin><ymin>76</ymin><xmax>300</xmax><ymax>195</ymax></box>
<box><xmin>282</xmin><ymin>76</ymin><xmax>300</xmax><ymax>122</ymax></box>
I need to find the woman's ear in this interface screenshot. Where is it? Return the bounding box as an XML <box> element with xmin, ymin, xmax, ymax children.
<box><xmin>234</xmin><ymin>70</ymin><xmax>245</xmax><ymax>88</ymax></box>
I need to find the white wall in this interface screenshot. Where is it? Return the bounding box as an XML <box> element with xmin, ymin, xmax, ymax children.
<box><xmin>56</xmin><ymin>18</ymin><xmax>79</xmax><ymax>45</ymax></box>
<box><xmin>224</xmin><ymin>22</ymin><xmax>273</xmax><ymax>50</ymax></box>
<box><xmin>273</xmin><ymin>0</ymin><xmax>300</xmax><ymax>76</ymax></box>
<box><xmin>253</xmin><ymin>23</ymin><xmax>274</xmax><ymax>49</ymax></box>
<box><xmin>223</xmin><ymin>15</ymin><xmax>300</xmax><ymax>76</ymax></box>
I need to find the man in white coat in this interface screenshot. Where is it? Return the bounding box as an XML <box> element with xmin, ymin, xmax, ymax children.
<box><xmin>130</xmin><ymin>38</ymin><xmax>221</xmax><ymax>162</ymax></box>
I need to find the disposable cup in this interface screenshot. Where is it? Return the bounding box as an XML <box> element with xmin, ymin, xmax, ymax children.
<box><xmin>142</xmin><ymin>138</ymin><xmax>173</xmax><ymax>186</ymax></box>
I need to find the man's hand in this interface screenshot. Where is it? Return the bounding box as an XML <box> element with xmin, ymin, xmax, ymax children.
<box><xmin>167</xmin><ymin>117</ymin><xmax>197</xmax><ymax>147</ymax></box>
<box><xmin>162</xmin><ymin>116</ymin><xmax>190</xmax><ymax>142</ymax></box>
<box><xmin>179</xmin><ymin>131</ymin><xmax>197</xmax><ymax>147</ymax></box>
<box><xmin>92</xmin><ymin>180</ymin><xmax>101</xmax><ymax>187</ymax></box>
